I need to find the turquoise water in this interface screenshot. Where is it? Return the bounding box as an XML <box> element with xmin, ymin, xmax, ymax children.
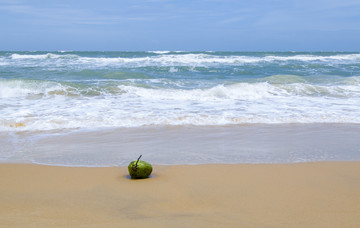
<box><xmin>1</xmin><ymin>51</ymin><xmax>360</xmax><ymax>131</ymax></box>
<box><xmin>1</xmin><ymin>51</ymin><xmax>360</xmax><ymax>166</ymax></box>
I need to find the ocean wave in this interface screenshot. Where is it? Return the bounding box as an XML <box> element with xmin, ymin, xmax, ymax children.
<box><xmin>2</xmin><ymin>102</ymin><xmax>360</xmax><ymax>132</ymax></box>
<box><xmin>117</xmin><ymin>83</ymin><xmax>276</xmax><ymax>100</ymax></box>
<box><xmin>10</xmin><ymin>53</ymin><xmax>79</xmax><ymax>60</ymax></box>
<box><xmin>263</xmin><ymin>54</ymin><xmax>360</xmax><ymax>62</ymax></box>
<box><xmin>5</xmin><ymin>52</ymin><xmax>360</xmax><ymax>68</ymax></box>
<box><xmin>260</xmin><ymin>75</ymin><xmax>307</xmax><ymax>84</ymax></box>
<box><xmin>0</xmin><ymin>79</ymin><xmax>116</xmax><ymax>98</ymax></box>
<box><xmin>75</xmin><ymin>53</ymin><xmax>360</xmax><ymax>68</ymax></box>
<box><xmin>0</xmin><ymin>79</ymin><xmax>65</xmax><ymax>98</ymax></box>
<box><xmin>118</xmin><ymin>81</ymin><xmax>360</xmax><ymax>101</ymax></box>
<box><xmin>2</xmin><ymin>78</ymin><xmax>358</xmax><ymax>130</ymax></box>
<box><xmin>147</xmin><ymin>51</ymin><xmax>172</xmax><ymax>54</ymax></box>
<box><xmin>147</xmin><ymin>51</ymin><xmax>187</xmax><ymax>54</ymax></box>
<box><xmin>1</xmin><ymin>76</ymin><xmax>359</xmax><ymax>100</ymax></box>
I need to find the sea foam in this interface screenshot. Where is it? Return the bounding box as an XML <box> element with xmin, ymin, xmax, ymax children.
<box><xmin>4</xmin><ymin>52</ymin><xmax>360</xmax><ymax>69</ymax></box>
<box><xmin>1</xmin><ymin>77</ymin><xmax>360</xmax><ymax>131</ymax></box>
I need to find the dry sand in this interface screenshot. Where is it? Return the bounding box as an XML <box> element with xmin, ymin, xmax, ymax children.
<box><xmin>0</xmin><ymin>162</ymin><xmax>360</xmax><ymax>227</ymax></box>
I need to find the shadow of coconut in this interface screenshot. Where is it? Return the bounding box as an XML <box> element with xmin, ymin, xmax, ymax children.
<box><xmin>125</xmin><ymin>174</ymin><xmax>155</xmax><ymax>180</ymax></box>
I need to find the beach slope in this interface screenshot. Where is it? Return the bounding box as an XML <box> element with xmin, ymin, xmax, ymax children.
<box><xmin>1</xmin><ymin>163</ymin><xmax>360</xmax><ymax>227</ymax></box>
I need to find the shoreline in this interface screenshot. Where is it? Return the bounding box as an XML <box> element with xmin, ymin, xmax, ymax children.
<box><xmin>1</xmin><ymin>162</ymin><xmax>360</xmax><ymax>227</ymax></box>
<box><xmin>2</xmin><ymin>123</ymin><xmax>360</xmax><ymax>166</ymax></box>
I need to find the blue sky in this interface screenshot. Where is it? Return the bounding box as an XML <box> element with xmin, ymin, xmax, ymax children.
<box><xmin>0</xmin><ymin>0</ymin><xmax>359</xmax><ymax>51</ymax></box>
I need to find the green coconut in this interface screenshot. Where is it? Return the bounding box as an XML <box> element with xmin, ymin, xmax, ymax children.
<box><xmin>128</xmin><ymin>155</ymin><xmax>152</xmax><ymax>179</ymax></box>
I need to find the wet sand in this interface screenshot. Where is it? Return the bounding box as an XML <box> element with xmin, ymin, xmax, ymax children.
<box><xmin>3</xmin><ymin>124</ymin><xmax>360</xmax><ymax>166</ymax></box>
<box><xmin>1</xmin><ymin>162</ymin><xmax>360</xmax><ymax>227</ymax></box>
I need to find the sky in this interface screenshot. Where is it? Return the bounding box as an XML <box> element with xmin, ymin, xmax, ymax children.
<box><xmin>0</xmin><ymin>0</ymin><xmax>359</xmax><ymax>51</ymax></box>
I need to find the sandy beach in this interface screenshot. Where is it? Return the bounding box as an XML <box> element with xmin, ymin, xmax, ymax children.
<box><xmin>1</xmin><ymin>162</ymin><xmax>359</xmax><ymax>227</ymax></box>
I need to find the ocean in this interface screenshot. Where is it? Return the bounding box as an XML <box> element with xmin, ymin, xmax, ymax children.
<box><xmin>1</xmin><ymin>51</ymin><xmax>360</xmax><ymax>166</ymax></box>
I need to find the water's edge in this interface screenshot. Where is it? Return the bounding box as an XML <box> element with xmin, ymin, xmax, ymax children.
<box><xmin>1</xmin><ymin>124</ymin><xmax>359</xmax><ymax>167</ymax></box>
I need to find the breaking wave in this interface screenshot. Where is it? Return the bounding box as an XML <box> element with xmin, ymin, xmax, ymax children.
<box><xmin>1</xmin><ymin>75</ymin><xmax>360</xmax><ymax>131</ymax></box>
<box><xmin>1</xmin><ymin>75</ymin><xmax>360</xmax><ymax>99</ymax></box>
<box><xmin>3</xmin><ymin>52</ymin><xmax>360</xmax><ymax>69</ymax></box>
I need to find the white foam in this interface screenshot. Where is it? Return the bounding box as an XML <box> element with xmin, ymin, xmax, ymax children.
<box><xmin>1</xmin><ymin>79</ymin><xmax>360</xmax><ymax>132</ymax></box>
<box><xmin>0</xmin><ymin>80</ymin><xmax>70</xmax><ymax>98</ymax></box>
<box><xmin>10</xmin><ymin>53</ymin><xmax>78</xmax><ymax>60</ymax></box>
<box><xmin>147</xmin><ymin>51</ymin><xmax>171</xmax><ymax>54</ymax></box>
<box><xmin>4</xmin><ymin>53</ymin><xmax>360</xmax><ymax>69</ymax></box>
<box><xmin>119</xmin><ymin>81</ymin><xmax>360</xmax><ymax>100</ymax></box>
<box><xmin>85</xmin><ymin>53</ymin><xmax>360</xmax><ymax>66</ymax></box>
<box><xmin>263</xmin><ymin>54</ymin><xmax>360</xmax><ymax>62</ymax></box>
<box><xmin>169</xmin><ymin>67</ymin><xmax>179</xmax><ymax>73</ymax></box>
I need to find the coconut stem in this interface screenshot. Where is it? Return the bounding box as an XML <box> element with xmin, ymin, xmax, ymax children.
<box><xmin>135</xmin><ymin>155</ymin><xmax>142</xmax><ymax>168</ymax></box>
